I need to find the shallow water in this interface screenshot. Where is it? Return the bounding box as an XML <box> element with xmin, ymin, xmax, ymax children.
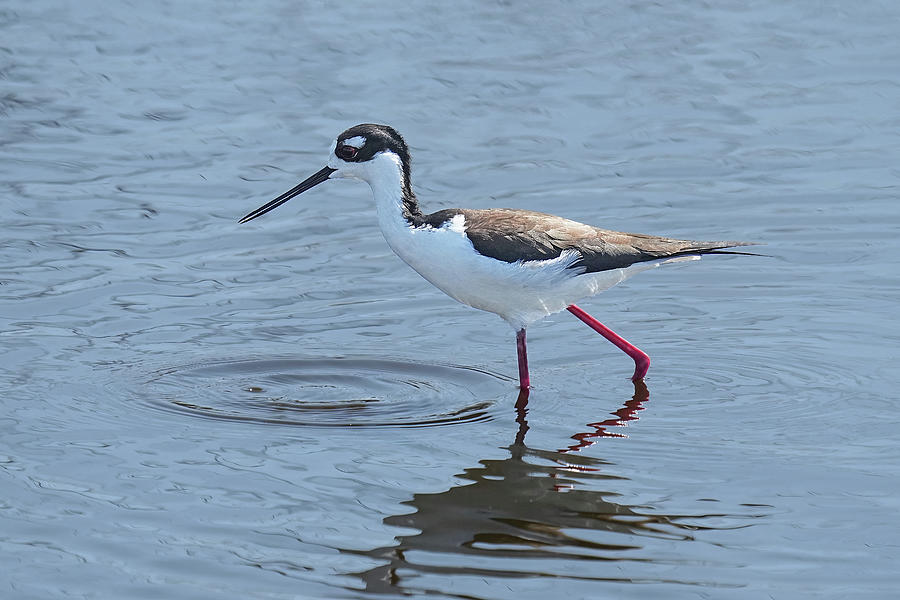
<box><xmin>2</xmin><ymin>1</ymin><xmax>900</xmax><ymax>598</ymax></box>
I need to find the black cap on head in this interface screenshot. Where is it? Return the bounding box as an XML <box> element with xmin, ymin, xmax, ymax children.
<box><xmin>335</xmin><ymin>124</ymin><xmax>410</xmax><ymax>164</ymax></box>
<box><xmin>335</xmin><ymin>124</ymin><xmax>415</xmax><ymax>206</ymax></box>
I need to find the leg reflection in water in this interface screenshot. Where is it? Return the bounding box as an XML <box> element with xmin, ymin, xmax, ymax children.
<box><xmin>561</xmin><ymin>380</ymin><xmax>650</xmax><ymax>452</ymax></box>
<box><xmin>512</xmin><ymin>380</ymin><xmax>648</xmax><ymax>450</ymax></box>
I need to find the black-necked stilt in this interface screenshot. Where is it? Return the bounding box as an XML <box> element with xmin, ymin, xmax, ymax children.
<box><xmin>240</xmin><ymin>124</ymin><xmax>753</xmax><ymax>391</ymax></box>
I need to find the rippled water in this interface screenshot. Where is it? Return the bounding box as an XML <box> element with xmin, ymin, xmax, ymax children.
<box><xmin>147</xmin><ymin>358</ymin><xmax>503</xmax><ymax>427</ymax></box>
<box><xmin>3</xmin><ymin>1</ymin><xmax>900</xmax><ymax>598</ymax></box>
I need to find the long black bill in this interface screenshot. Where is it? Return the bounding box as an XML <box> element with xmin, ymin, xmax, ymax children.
<box><xmin>238</xmin><ymin>166</ymin><xmax>336</xmax><ymax>224</ymax></box>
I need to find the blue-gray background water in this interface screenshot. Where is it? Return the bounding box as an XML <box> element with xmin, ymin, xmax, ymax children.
<box><xmin>2</xmin><ymin>1</ymin><xmax>899</xmax><ymax>598</ymax></box>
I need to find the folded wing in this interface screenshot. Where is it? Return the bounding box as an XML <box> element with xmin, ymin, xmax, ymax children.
<box><xmin>424</xmin><ymin>208</ymin><xmax>755</xmax><ymax>273</ymax></box>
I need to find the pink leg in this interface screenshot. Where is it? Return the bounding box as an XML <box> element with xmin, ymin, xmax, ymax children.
<box><xmin>567</xmin><ymin>304</ymin><xmax>650</xmax><ymax>382</ymax></box>
<box><xmin>516</xmin><ymin>328</ymin><xmax>531</xmax><ymax>391</ymax></box>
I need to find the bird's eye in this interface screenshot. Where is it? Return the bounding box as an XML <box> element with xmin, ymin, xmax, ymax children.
<box><xmin>338</xmin><ymin>144</ymin><xmax>359</xmax><ymax>160</ymax></box>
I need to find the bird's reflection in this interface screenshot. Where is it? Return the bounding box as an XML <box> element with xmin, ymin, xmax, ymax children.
<box><xmin>341</xmin><ymin>380</ymin><xmax>754</xmax><ymax>595</ymax></box>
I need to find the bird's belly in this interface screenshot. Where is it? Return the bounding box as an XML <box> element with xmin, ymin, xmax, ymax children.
<box><xmin>383</xmin><ymin>224</ymin><xmax>648</xmax><ymax>329</ymax></box>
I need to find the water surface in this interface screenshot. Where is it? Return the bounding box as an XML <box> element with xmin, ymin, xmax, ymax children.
<box><xmin>2</xmin><ymin>1</ymin><xmax>899</xmax><ymax>598</ymax></box>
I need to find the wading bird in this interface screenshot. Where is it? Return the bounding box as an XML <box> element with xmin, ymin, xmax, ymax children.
<box><xmin>240</xmin><ymin>124</ymin><xmax>752</xmax><ymax>390</ymax></box>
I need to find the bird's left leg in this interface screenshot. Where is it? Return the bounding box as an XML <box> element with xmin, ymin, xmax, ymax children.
<box><xmin>567</xmin><ymin>304</ymin><xmax>650</xmax><ymax>382</ymax></box>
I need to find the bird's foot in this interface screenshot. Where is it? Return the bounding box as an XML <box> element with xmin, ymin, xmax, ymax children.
<box><xmin>630</xmin><ymin>352</ymin><xmax>650</xmax><ymax>382</ymax></box>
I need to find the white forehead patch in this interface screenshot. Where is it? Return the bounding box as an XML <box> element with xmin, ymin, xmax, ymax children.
<box><xmin>342</xmin><ymin>136</ymin><xmax>367</xmax><ymax>149</ymax></box>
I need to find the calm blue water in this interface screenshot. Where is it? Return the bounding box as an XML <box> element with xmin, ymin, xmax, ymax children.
<box><xmin>2</xmin><ymin>1</ymin><xmax>899</xmax><ymax>598</ymax></box>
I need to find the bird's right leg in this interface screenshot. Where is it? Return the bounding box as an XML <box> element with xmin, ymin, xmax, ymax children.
<box><xmin>516</xmin><ymin>328</ymin><xmax>530</xmax><ymax>391</ymax></box>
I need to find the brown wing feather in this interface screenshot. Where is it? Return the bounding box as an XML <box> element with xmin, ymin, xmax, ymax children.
<box><xmin>424</xmin><ymin>208</ymin><xmax>754</xmax><ymax>273</ymax></box>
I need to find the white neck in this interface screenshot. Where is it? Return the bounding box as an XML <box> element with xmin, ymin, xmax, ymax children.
<box><xmin>327</xmin><ymin>149</ymin><xmax>421</xmax><ymax>259</ymax></box>
<box><xmin>351</xmin><ymin>152</ymin><xmax>420</xmax><ymax>254</ymax></box>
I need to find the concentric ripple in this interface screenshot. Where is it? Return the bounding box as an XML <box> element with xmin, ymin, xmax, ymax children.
<box><xmin>143</xmin><ymin>357</ymin><xmax>511</xmax><ymax>428</ymax></box>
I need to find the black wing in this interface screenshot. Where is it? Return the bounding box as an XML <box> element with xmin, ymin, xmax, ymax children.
<box><xmin>423</xmin><ymin>208</ymin><xmax>755</xmax><ymax>273</ymax></box>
